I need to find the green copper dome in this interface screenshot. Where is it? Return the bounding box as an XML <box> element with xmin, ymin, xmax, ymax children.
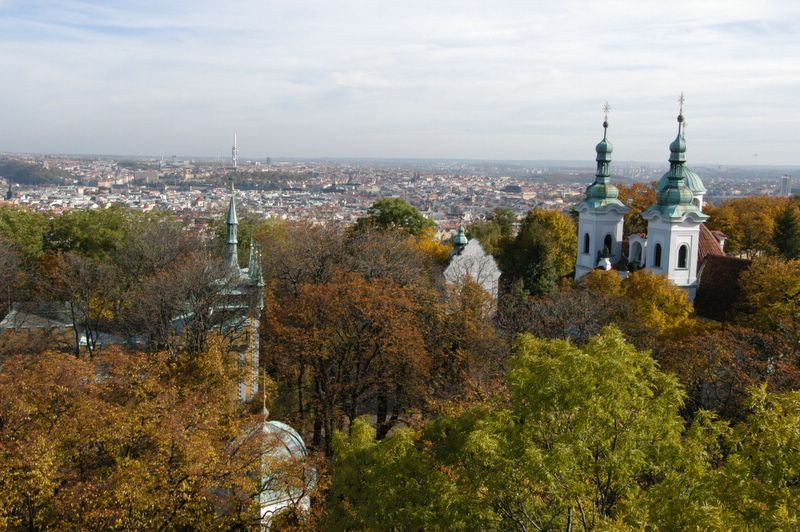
<box><xmin>595</xmin><ymin>120</ymin><xmax>613</xmax><ymax>163</ymax></box>
<box><xmin>453</xmin><ymin>225</ymin><xmax>468</xmax><ymax>246</ymax></box>
<box><xmin>643</xmin><ymin>112</ymin><xmax>708</xmax><ymax>221</ymax></box>
<box><xmin>579</xmin><ymin>116</ymin><xmax>627</xmax><ymax>212</ymax></box>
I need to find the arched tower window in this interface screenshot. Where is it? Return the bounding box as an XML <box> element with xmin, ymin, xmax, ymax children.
<box><xmin>603</xmin><ymin>234</ymin><xmax>613</xmax><ymax>256</ymax></box>
<box><xmin>677</xmin><ymin>244</ymin><xmax>688</xmax><ymax>269</ymax></box>
<box><xmin>654</xmin><ymin>243</ymin><xmax>662</xmax><ymax>268</ymax></box>
<box><xmin>583</xmin><ymin>233</ymin><xmax>590</xmax><ymax>254</ymax></box>
<box><xmin>631</xmin><ymin>241</ymin><xmax>642</xmax><ymax>263</ymax></box>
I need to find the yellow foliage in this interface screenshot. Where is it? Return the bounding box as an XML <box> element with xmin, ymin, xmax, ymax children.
<box><xmin>417</xmin><ymin>227</ymin><xmax>453</xmax><ymax>264</ymax></box>
<box><xmin>622</xmin><ymin>269</ymin><xmax>695</xmax><ymax>335</ymax></box>
<box><xmin>582</xmin><ymin>269</ymin><xmax>622</xmax><ymax>295</ymax></box>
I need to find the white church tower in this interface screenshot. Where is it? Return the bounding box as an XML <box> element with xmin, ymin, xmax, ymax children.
<box><xmin>641</xmin><ymin>95</ymin><xmax>708</xmax><ymax>299</ymax></box>
<box><xmin>575</xmin><ymin>104</ymin><xmax>628</xmax><ymax>279</ymax></box>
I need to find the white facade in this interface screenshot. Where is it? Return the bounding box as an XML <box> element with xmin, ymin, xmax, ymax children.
<box><xmin>575</xmin><ymin>207</ymin><xmax>626</xmax><ymax>280</ymax></box>
<box><xmin>642</xmin><ymin>215</ymin><xmax>703</xmax><ymax>298</ymax></box>
<box><xmin>444</xmin><ymin>239</ymin><xmax>502</xmax><ymax>300</ymax></box>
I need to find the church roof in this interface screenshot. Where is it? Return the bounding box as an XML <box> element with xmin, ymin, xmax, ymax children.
<box><xmin>694</xmin><ymin>255</ymin><xmax>751</xmax><ymax>321</ymax></box>
<box><xmin>698</xmin><ymin>224</ymin><xmax>725</xmax><ymax>266</ymax></box>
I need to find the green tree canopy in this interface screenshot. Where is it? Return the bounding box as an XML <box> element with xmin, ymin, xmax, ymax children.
<box><xmin>498</xmin><ymin>208</ymin><xmax>576</xmax><ymax>296</ymax></box>
<box><xmin>0</xmin><ymin>206</ymin><xmax>48</xmax><ymax>264</ymax></box>
<box><xmin>466</xmin><ymin>208</ymin><xmax>516</xmax><ymax>257</ymax></box>
<box><xmin>355</xmin><ymin>198</ymin><xmax>435</xmax><ymax>237</ymax></box>
<box><xmin>773</xmin><ymin>203</ymin><xmax>800</xmax><ymax>260</ymax></box>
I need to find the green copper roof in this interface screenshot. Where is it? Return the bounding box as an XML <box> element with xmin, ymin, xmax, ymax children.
<box><xmin>226</xmin><ymin>194</ymin><xmax>238</xmax><ymax>226</ymax></box>
<box><xmin>643</xmin><ymin>112</ymin><xmax>708</xmax><ymax>221</ymax></box>
<box><xmin>453</xmin><ymin>225</ymin><xmax>468</xmax><ymax>246</ymax></box>
<box><xmin>579</xmin><ymin>117</ymin><xmax>627</xmax><ymax>212</ymax></box>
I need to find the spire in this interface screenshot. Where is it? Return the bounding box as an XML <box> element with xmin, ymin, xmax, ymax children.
<box><xmin>255</xmin><ymin>245</ymin><xmax>265</xmax><ymax>310</ymax></box>
<box><xmin>226</xmin><ymin>182</ymin><xmax>239</xmax><ymax>269</ymax></box>
<box><xmin>248</xmin><ymin>236</ymin><xmax>255</xmax><ymax>276</ymax></box>
<box><xmin>583</xmin><ymin>102</ymin><xmax>624</xmax><ymax>208</ymax></box>
<box><xmin>657</xmin><ymin>93</ymin><xmax>693</xmax><ymax>207</ymax></box>
<box><xmin>669</xmin><ymin>92</ymin><xmax>687</xmax><ymax>164</ymax></box>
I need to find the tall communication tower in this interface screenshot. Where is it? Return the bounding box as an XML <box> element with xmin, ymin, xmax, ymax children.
<box><xmin>232</xmin><ymin>133</ymin><xmax>239</xmax><ymax>170</ymax></box>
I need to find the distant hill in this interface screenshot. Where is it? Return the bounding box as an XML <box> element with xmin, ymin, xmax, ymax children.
<box><xmin>0</xmin><ymin>158</ymin><xmax>69</xmax><ymax>185</ymax></box>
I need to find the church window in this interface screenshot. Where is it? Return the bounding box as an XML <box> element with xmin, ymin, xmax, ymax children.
<box><xmin>631</xmin><ymin>241</ymin><xmax>642</xmax><ymax>263</ymax></box>
<box><xmin>603</xmin><ymin>234</ymin><xmax>613</xmax><ymax>256</ymax></box>
<box><xmin>678</xmin><ymin>244</ymin><xmax>688</xmax><ymax>269</ymax></box>
<box><xmin>583</xmin><ymin>233</ymin><xmax>590</xmax><ymax>254</ymax></box>
<box><xmin>654</xmin><ymin>243</ymin><xmax>662</xmax><ymax>268</ymax></box>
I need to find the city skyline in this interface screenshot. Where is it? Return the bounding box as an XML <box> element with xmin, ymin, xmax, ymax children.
<box><xmin>1</xmin><ymin>1</ymin><xmax>799</xmax><ymax>165</ymax></box>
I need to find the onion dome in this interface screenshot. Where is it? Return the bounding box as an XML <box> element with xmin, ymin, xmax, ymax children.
<box><xmin>579</xmin><ymin>108</ymin><xmax>626</xmax><ymax>212</ymax></box>
<box><xmin>454</xmin><ymin>225</ymin><xmax>468</xmax><ymax>247</ymax></box>
<box><xmin>642</xmin><ymin>100</ymin><xmax>708</xmax><ymax>221</ymax></box>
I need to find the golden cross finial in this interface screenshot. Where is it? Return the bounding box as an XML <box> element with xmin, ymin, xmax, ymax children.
<box><xmin>678</xmin><ymin>92</ymin><xmax>685</xmax><ymax>115</ymax></box>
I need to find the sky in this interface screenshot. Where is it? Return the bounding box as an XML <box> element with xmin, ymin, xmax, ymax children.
<box><xmin>0</xmin><ymin>0</ymin><xmax>799</xmax><ymax>165</ymax></box>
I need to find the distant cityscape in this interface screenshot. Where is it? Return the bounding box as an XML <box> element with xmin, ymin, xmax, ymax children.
<box><xmin>1</xmin><ymin>150</ymin><xmax>796</xmax><ymax>235</ymax></box>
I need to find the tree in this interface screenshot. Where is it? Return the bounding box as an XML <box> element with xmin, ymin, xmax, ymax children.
<box><xmin>621</xmin><ymin>269</ymin><xmax>694</xmax><ymax>337</ymax></box>
<box><xmin>354</xmin><ymin>198</ymin><xmax>435</xmax><ymax>237</ymax></box>
<box><xmin>737</xmin><ymin>256</ymin><xmax>800</xmax><ymax>354</ymax></box>
<box><xmin>328</xmin><ymin>328</ymin><xmax>694</xmax><ymax>530</ymax></box>
<box><xmin>773</xmin><ymin>203</ymin><xmax>800</xmax><ymax>259</ymax></box>
<box><xmin>266</xmin><ymin>273</ymin><xmax>430</xmax><ymax>454</ymax></box>
<box><xmin>0</xmin><ymin>345</ymin><xmax>286</xmax><ymax>529</ymax></box>
<box><xmin>498</xmin><ymin>209</ymin><xmax>576</xmax><ymax>296</ymax></box>
<box><xmin>717</xmin><ymin>387</ymin><xmax>800</xmax><ymax>529</ymax></box>
<box><xmin>39</xmin><ymin>252</ymin><xmax>118</xmax><ymax>357</ymax></box>
<box><xmin>44</xmin><ymin>205</ymin><xmax>129</xmax><ymax>260</ymax></box>
<box><xmin>618</xmin><ymin>182</ymin><xmax>657</xmax><ymax>236</ymax></box>
<box><xmin>705</xmin><ymin>196</ymin><xmax>792</xmax><ymax>257</ymax></box>
<box><xmin>466</xmin><ymin>208</ymin><xmax>516</xmax><ymax>257</ymax></box>
<box><xmin>0</xmin><ymin>205</ymin><xmax>48</xmax><ymax>264</ymax></box>
<box><xmin>0</xmin><ymin>237</ymin><xmax>20</xmax><ymax>315</ymax></box>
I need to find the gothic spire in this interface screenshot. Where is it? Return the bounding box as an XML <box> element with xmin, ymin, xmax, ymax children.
<box><xmin>226</xmin><ymin>181</ymin><xmax>239</xmax><ymax>269</ymax></box>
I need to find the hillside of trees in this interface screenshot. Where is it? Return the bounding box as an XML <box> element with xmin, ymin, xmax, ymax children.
<box><xmin>1</xmin><ymin>195</ymin><xmax>799</xmax><ymax>528</ymax></box>
<box><xmin>0</xmin><ymin>158</ymin><xmax>71</xmax><ymax>186</ymax></box>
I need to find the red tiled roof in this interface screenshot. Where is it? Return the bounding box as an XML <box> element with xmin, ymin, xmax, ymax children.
<box><xmin>694</xmin><ymin>255</ymin><xmax>752</xmax><ymax>321</ymax></box>
<box><xmin>698</xmin><ymin>223</ymin><xmax>725</xmax><ymax>267</ymax></box>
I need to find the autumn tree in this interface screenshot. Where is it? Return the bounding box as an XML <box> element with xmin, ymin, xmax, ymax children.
<box><xmin>498</xmin><ymin>208</ymin><xmax>576</xmax><ymax>296</ymax></box>
<box><xmin>119</xmin><ymin>252</ymin><xmax>240</xmax><ymax>356</ymax></box>
<box><xmin>266</xmin><ymin>273</ymin><xmax>430</xmax><ymax>454</ymax></box>
<box><xmin>38</xmin><ymin>252</ymin><xmax>118</xmax><ymax>357</ymax></box>
<box><xmin>737</xmin><ymin>256</ymin><xmax>800</xmax><ymax>354</ymax></box>
<box><xmin>621</xmin><ymin>268</ymin><xmax>695</xmax><ymax>338</ymax></box>
<box><xmin>617</xmin><ymin>182</ymin><xmax>657</xmax><ymax>236</ymax></box>
<box><xmin>705</xmin><ymin>196</ymin><xmax>792</xmax><ymax>257</ymax></box>
<box><xmin>0</xmin><ymin>345</ymin><xmax>294</xmax><ymax>530</ymax></box>
<box><xmin>328</xmin><ymin>328</ymin><xmax>698</xmax><ymax>530</ymax></box>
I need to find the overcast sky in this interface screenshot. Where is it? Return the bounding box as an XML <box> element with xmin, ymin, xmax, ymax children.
<box><xmin>0</xmin><ymin>0</ymin><xmax>798</xmax><ymax>165</ymax></box>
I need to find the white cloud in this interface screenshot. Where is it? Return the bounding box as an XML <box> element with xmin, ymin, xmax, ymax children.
<box><xmin>0</xmin><ymin>0</ymin><xmax>798</xmax><ymax>164</ymax></box>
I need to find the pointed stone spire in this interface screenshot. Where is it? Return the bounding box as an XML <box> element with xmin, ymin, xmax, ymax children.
<box><xmin>255</xmin><ymin>245</ymin><xmax>265</xmax><ymax>310</ymax></box>
<box><xmin>247</xmin><ymin>236</ymin><xmax>255</xmax><ymax>277</ymax></box>
<box><xmin>226</xmin><ymin>180</ymin><xmax>239</xmax><ymax>269</ymax></box>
